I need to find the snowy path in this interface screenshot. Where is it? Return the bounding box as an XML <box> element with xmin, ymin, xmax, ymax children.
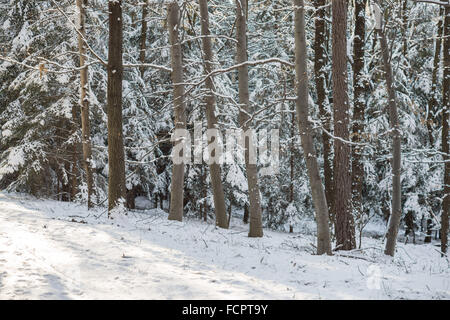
<box><xmin>0</xmin><ymin>192</ymin><xmax>449</xmax><ymax>299</ymax></box>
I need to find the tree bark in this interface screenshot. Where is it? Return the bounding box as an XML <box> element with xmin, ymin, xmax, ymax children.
<box><xmin>289</xmin><ymin>110</ymin><xmax>295</xmax><ymax>233</ymax></box>
<box><xmin>401</xmin><ymin>0</ymin><xmax>408</xmax><ymax>56</ymax></box>
<box><xmin>351</xmin><ymin>0</ymin><xmax>367</xmax><ymax>234</ymax></box>
<box><xmin>243</xmin><ymin>204</ymin><xmax>249</xmax><ymax>224</ymax></box>
<box><xmin>332</xmin><ymin>0</ymin><xmax>356</xmax><ymax>250</ymax></box>
<box><xmin>441</xmin><ymin>6</ymin><xmax>450</xmax><ymax>255</ymax></box>
<box><xmin>236</xmin><ymin>0</ymin><xmax>263</xmax><ymax>237</ymax></box>
<box><xmin>294</xmin><ymin>0</ymin><xmax>332</xmax><ymax>255</ymax></box>
<box><xmin>139</xmin><ymin>0</ymin><xmax>148</xmax><ymax>77</ymax></box>
<box><xmin>199</xmin><ymin>0</ymin><xmax>228</xmax><ymax>229</ymax></box>
<box><xmin>427</xmin><ymin>7</ymin><xmax>444</xmax><ymax>147</ymax></box>
<box><xmin>167</xmin><ymin>2</ymin><xmax>187</xmax><ymax>222</ymax></box>
<box><xmin>107</xmin><ymin>0</ymin><xmax>126</xmax><ymax>214</ymax></box>
<box><xmin>313</xmin><ymin>0</ymin><xmax>334</xmax><ymax>224</ymax></box>
<box><xmin>71</xmin><ymin>104</ymin><xmax>79</xmax><ymax>201</ymax></box>
<box><xmin>376</xmin><ymin>14</ymin><xmax>402</xmax><ymax>257</ymax></box>
<box><xmin>76</xmin><ymin>0</ymin><xmax>95</xmax><ymax>209</ymax></box>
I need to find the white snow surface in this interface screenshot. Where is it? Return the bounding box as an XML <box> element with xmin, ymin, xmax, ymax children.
<box><xmin>0</xmin><ymin>192</ymin><xmax>449</xmax><ymax>300</ymax></box>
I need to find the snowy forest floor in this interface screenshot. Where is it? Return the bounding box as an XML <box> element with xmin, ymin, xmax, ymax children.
<box><xmin>0</xmin><ymin>192</ymin><xmax>448</xmax><ymax>300</ymax></box>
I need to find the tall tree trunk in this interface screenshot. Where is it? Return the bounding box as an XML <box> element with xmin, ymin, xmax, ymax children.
<box><xmin>441</xmin><ymin>6</ymin><xmax>450</xmax><ymax>255</ymax></box>
<box><xmin>313</xmin><ymin>0</ymin><xmax>334</xmax><ymax>224</ymax></box>
<box><xmin>107</xmin><ymin>0</ymin><xmax>126</xmax><ymax>214</ymax></box>
<box><xmin>374</xmin><ymin>7</ymin><xmax>402</xmax><ymax>257</ymax></box>
<box><xmin>351</xmin><ymin>0</ymin><xmax>367</xmax><ymax>235</ymax></box>
<box><xmin>332</xmin><ymin>0</ymin><xmax>356</xmax><ymax>250</ymax></box>
<box><xmin>71</xmin><ymin>104</ymin><xmax>79</xmax><ymax>201</ymax></box>
<box><xmin>139</xmin><ymin>0</ymin><xmax>148</xmax><ymax>77</ymax></box>
<box><xmin>427</xmin><ymin>7</ymin><xmax>444</xmax><ymax>147</ymax></box>
<box><xmin>401</xmin><ymin>0</ymin><xmax>408</xmax><ymax>56</ymax></box>
<box><xmin>76</xmin><ymin>0</ymin><xmax>95</xmax><ymax>209</ymax></box>
<box><xmin>289</xmin><ymin>110</ymin><xmax>295</xmax><ymax>233</ymax></box>
<box><xmin>236</xmin><ymin>0</ymin><xmax>263</xmax><ymax>237</ymax></box>
<box><xmin>294</xmin><ymin>0</ymin><xmax>332</xmax><ymax>255</ymax></box>
<box><xmin>62</xmin><ymin>161</ymin><xmax>71</xmax><ymax>202</ymax></box>
<box><xmin>199</xmin><ymin>0</ymin><xmax>228</xmax><ymax>229</ymax></box>
<box><xmin>167</xmin><ymin>2</ymin><xmax>187</xmax><ymax>222</ymax></box>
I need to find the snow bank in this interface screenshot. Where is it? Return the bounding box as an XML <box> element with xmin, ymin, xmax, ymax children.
<box><xmin>0</xmin><ymin>192</ymin><xmax>448</xmax><ymax>299</ymax></box>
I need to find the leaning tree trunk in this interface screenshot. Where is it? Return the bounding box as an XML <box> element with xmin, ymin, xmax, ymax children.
<box><xmin>76</xmin><ymin>0</ymin><xmax>95</xmax><ymax>209</ymax></box>
<box><xmin>351</xmin><ymin>0</ymin><xmax>367</xmax><ymax>234</ymax></box>
<box><xmin>375</xmin><ymin>8</ymin><xmax>402</xmax><ymax>257</ymax></box>
<box><xmin>167</xmin><ymin>2</ymin><xmax>187</xmax><ymax>222</ymax></box>
<box><xmin>332</xmin><ymin>0</ymin><xmax>356</xmax><ymax>250</ymax></box>
<box><xmin>441</xmin><ymin>6</ymin><xmax>450</xmax><ymax>255</ymax></box>
<box><xmin>199</xmin><ymin>0</ymin><xmax>228</xmax><ymax>229</ymax></box>
<box><xmin>293</xmin><ymin>0</ymin><xmax>331</xmax><ymax>255</ymax></box>
<box><xmin>107</xmin><ymin>0</ymin><xmax>126</xmax><ymax>214</ymax></box>
<box><xmin>236</xmin><ymin>0</ymin><xmax>263</xmax><ymax>237</ymax></box>
<box><xmin>313</xmin><ymin>0</ymin><xmax>334</xmax><ymax>224</ymax></box>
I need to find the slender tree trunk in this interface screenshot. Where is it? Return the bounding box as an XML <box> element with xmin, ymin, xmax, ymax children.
<box><xmin>441</xmin><ymin>7</ymin><xmax>450</xmax><ymax>255</ymax></box>
<box><xmin>76</xmin><ymin>0</ymin><xmax>95</xmax><ymax>209</ymax></box>
<box><xmin>236</xmin><ymin>0</ymin><xmax>263</xmax><ymax>237</ymax></box>
<box><xmin>126</xmin><ymin>186</ymin><xmax>136</xmax><ymax>209</ymax></box>
<box><xmin>243</xmin><ymin>204</ymin><xmax>249</xmax><ymax>224</ymax></box>
<box><xmin>62</xmin><ymin>161</ymin><xmax>71</xmax><ymax>202</ymax></box>
<box><xmin>424</xmin><ymin>217</ymin><xmax>432</xmax><ymax>243</ymax></box>
<box><xmin>313</xmin><ymin>0</ymin><xmax>334</xmax><ymax>224</ymax></box>
<box><xmin>167</xmin><ymin>2</ymin><xmax>187</xmax><ymax>222</ymax></box>
<box><xmin>139</xmin><ymin>0</ymin><xmax>148</xmax><ymax>77</ymax></box>
<box><xmin>332</xmin><ymin>0</ymin><xmax>356</xmax><ymax>250</ymax></box>
<box><xmin>107</xmin><ymin>0</ymin><xmax>126</xmax><ymax>214</ymax></box>
<box><xmin>71</xmin><ymin>156</ymin><xmax>78</xmax><ymax>201</ymax></box>
<box><xmin>427</xmin><ymin>8</ymin><xmax>444</xmax><ymax>147</ymax></box>
<box><xmin>375</xmin><ymin>12</ymin><xmax>402</xmax><ymax>257</ymax></box>
<box><xmin>401</xmin><ymin>0</ymin><xmax>408</xmax><ymax>56</ymax></box>
<box><xmin>289</xmin><ymin>111</ymin><xmax>295</xmax><ymax>233</ymax></box>
<box><xmin>294</xmin><ymin>0</ymin><xmax>332</xmax><ymax>255</ymax></box>
<box><xmin>351</xmin><ymin>0</ymin><xmax>367</xmax><ymax>234</ymax></box>
<box><xmin>71</xmin><ymin>104</ymin><xmax>79</xmax><ymax>201</ymax></box>
<box><xmin>199</xmin><ymin>0</ymin><xmax>228</xmax><ymax>229</ymax></box>
<box><xmin>56</xmin><ymin>170</ymin><xmax>61</xmax><ymax>201</ymax></box>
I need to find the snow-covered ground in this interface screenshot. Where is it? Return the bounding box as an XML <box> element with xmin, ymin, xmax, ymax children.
<box><xmin>0</xmin><ymin>192</ymin><xmax>448</xmax><ymax>300</ymax></box>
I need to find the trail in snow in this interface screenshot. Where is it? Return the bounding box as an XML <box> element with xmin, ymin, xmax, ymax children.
<box><xmin>0</xmin><ymin>192</ymin><xmax>449</xmax><ymax>299</ymax></box>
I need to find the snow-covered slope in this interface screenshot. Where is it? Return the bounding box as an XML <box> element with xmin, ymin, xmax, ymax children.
<box><xmin>0</xmin><ymin>192</ymin><xmax>448</xmax><ymax>299</ymax></box>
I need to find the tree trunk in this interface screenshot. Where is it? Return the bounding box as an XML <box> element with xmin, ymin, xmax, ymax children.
<box><xmin>61</xmin><ymin>161</ymin><xmax>71</xmax><ymax>202</ymax></box>
<box><xmin>126</xmin><ymin>186</ymin><xmax>136</xmax><ymax>209</ymax></box>
<box><xmin>401</xmin><ymin>0</ymin><xmax>408</xmax><ymax>56</ymax></box>
<box><xmin>376</xmin><ymin>14</ymin><xmax>402</xmax><ymax>257</ymax></box>
<box><xmin>427</xmin><ymin>8</ymin><xmax>444</xmax><ymax>147</ymax></box>
<box><xmin>76</xmin><ymin>0</ymin><xmax>95</xmax><ymax>209</ymax></box>
<box><xmin>351</xmin><ymin>0</ymin><xmax>367</xmax><ymax>235</ymax></box>
<box><xmin>441</xmin><ymin>6</ymin><xmax>450</xmax><ymax>255</ymax></box>
<box><xmin>236</xmin><ymin>0</ymin><xmax>263</xmax><ymax>237</ymax></box>
<box><xmin>107</xmin><ymin>0</ymin><xmax>126</xmax><ymax>214</ymax></box>
<box><xmin>424</xmin><ymin>217</ymin><xmax>432</xmax><ymax>243</ymax></box>
<box><xmin>313</xmin><ymin>0</ymin><xmax>334</xmax><ymax>225</ymax></box>
<box><xmin>332</xmin><ymin>0</ymin><xmax>356</xmax><ymax>250</ymax></box>
<box><xmin>243</xmin><ymin>204</ymin><xmax>249</xmax><ymax>224</ymax></box>
<box><xmin>139</xmin><ymin>0</ymin><xmax>148</xmax><ymax>77</ymax></box>
<box><xmin>199</xmin><ymin>0</ymin><xmax>228</xmax><ymax>229</ymax></box>
<box><xmin>294</xmin><ymin>0</ymin><xmax>331</xmax><ymax>255</ymax></box>
<box><xmin>167</xmin><ymin>2</ymin><xmax>186</xmax><ymax>222</ymax></box>
<box><xmin>71</xmin><ymin>104</ymin><xmax>79</xmax><ymax>201</ymax></box>
<box><xmin>289</xmin><ymin>111</ymin><xmax>295</xmax><ymax>233</ymax></box>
